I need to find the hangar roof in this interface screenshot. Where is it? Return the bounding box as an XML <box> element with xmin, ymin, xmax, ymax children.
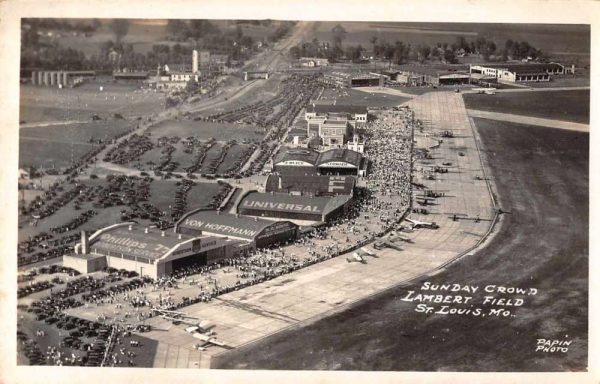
<box><xmin>317</xmin><ymin>149</ymin><xmax>363</xmax><ymax>167</ymax></box>
<box><xmin>265</xmin><ymin>174</ymin><xmax>355</xmax><ymax>195</ymax></box>
<box><xmin>239</xmin><ymin>192</ymin><xmax>351</xmax><ymax>216</ymax></box>
<box><xmin>177</xmin><ymin>210</ymin><xmax>298</xmax><ymax>240</ymax></box>
<box><xmin>90</xmin><ymin>224</ymin><xmax>204</xmax><ymax>261</ymax></box>
<box><xmin>273</xmin><ymin>147</ymin><xmax>320</xmax><ymax>165</ymax></box>
<box><xmin>471</xmin><ymin>63</ymin><xmax>563</xmax><ymax>73</ymax></box>
<box><xmin>398</xmin><ymin>64</ymin><xmax>469</xmax><ymax>77</ymax></box>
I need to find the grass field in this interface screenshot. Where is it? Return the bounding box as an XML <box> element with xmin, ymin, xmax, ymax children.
<box><xmin>215</xmin><ymin>119</ymin><xmax>589</xmax><ymax>371</ymax></box>
<box><xmin>19</xmin><ymin>120</ymin><xmax>133</xmax><ymax>169</ymax></box>
<box><xmin>147</xmin><ymin>120</ymin><xmax>265</xmax><ymax>142</ymax></box>
<box><xmin>20</xmin><ymin>84</ymin><xmax>165</xmax><ymax>123</ymax></box>
<box><xmin>319</xmin><ymin>88</ymin><xmax>411</xmax><ymax>107</ymax></box>
<box><xmin>463</xmin><ymin>90</ymin><xmax>590</xmax><ymax>124</ymax></box>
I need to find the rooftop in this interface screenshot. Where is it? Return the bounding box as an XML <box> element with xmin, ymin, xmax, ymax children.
<box><xmin>398</xmin><ymin>64</ymin><xmax>469</xmax><ymax>76</ymax></box>
<box><xmin>471</xmin><ymin>63</ymin><xmax>564</xmax><ymax>74</ymax></box>
<box><xmin>90</xmin><ymin>224</ymin><xmax>205</xmax><ymax>261</ymax></box>
<box><xmin>273</xmin><ymin>147</ymin><xmax>320</xmax><ymax>165</ymax></box>
<box><xmin>239</xmin><ymin>192</ymin><xmax>351</xmax><ymax>216</ymax></box>
<box><xmin>177</xmin><ymin>210</ymin><xmax>297</xmax><ymax>240</ymax></box>
<box><xmin>317</xmin><ymin>149</ymin><xmax>363</xmax><ymax>167</ymax></box>
<box><xmin>266</xmin><ymin>174</ymin><xmax>355</xmax><ymax>195</ymax></box>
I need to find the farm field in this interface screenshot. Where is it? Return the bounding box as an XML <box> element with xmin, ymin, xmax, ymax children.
<box><xmin>147</xmin><ymin>120</ymin><xmax>265</xmax><ymax>142</ymax></box>
<box><xmin>19</xmin><ymin>120</ymin><xmax>134</xmax><ymax>169</ymax></box>
<box><xmin>20</xmin><ymin>83</ymin><xmax>165</xmax><ymax>123</ymax></box>
<box><xmin>463</xmin><ymin>90</ymin><xmax>590</xmax><ymax>124</ymax></box>
<box><xmin>216</xmin><ymin>119</ymin><xmax>589</xmax><ymax>372</ymax></box>
<box><xmin>318</xmin><ymin>88</ymin><xmax>410</xmax><ymax>107</ymax></box>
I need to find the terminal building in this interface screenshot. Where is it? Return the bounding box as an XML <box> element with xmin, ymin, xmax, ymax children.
<box><xmin>63</xmin><ymin>223</ymin><xmax>250</xmax><ymax>278</ymax></box>
<box><xmin>265</xmin><ymin>174</ymin><xmax>355</xmax><ymax>197</ymax></box>
<box><xmin>175</xmin><ymin>209</ymin><xmax>298</xmax><ymax>249</ymax></box>
<box><xmin>272</xmin><ymin>147</ymin><xmax>367</xmax><ymax>176</ymax></box>
<box><xmin>305</xmin><ymin>104</ymin><xmax>368</xmax><ymax>148</ymax></box>
<box><xmin>237</xmin><ymin>191</ymin><xmax>352</xmax><ymax>223</ymax></box>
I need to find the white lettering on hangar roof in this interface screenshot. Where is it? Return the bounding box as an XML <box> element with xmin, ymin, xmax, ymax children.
<box><xmin>183</xmin><ymin>219</ymin><xmax>258</xmax><ymax>237</ymax></box>
<box><xmin>242</xmin><ymin>200</ymin><xmax>321</xmax><ymax>212</ymax></box>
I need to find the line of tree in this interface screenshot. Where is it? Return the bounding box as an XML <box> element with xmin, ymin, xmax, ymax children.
<box><xmin>289</xmin><ymin>33</ymin><xmax>544</xmax><ymax>65</ymax></box>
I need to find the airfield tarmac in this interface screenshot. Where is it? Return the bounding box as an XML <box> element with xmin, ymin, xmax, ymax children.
<box><xmin>82</xmin><ymin>91</ymin><xmax>494</xmax><ymax>368</ymax></box>
<box><xmin>214</xmin><ymin>113</ymin><xmax>589</xmax><ymax>371</ymax></box>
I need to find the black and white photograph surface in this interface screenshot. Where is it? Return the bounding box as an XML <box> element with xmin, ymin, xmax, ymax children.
<box><xmin>0</xmin><ymin>1</ymin><xmax>598</xmax><ymax>383</ymax></box>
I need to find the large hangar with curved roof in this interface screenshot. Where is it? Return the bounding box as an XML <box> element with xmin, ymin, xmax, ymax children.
<box><xmin>175</xmin><ymin>210</ymin><xmax>298</xmax><ymax>249</ymax></box>
<box><xmin>64</xmin><ymin>223</ymin><xmax>250</xmax><ymax>278</ymax></box>
<box><xmin>272</xmin><ymin>146</ymin><xmax>366</xmax><ymax>176</ymax></box>
<box><xmin>237</xmin><ymin>191</ymin><xmax>351</xmax><ymax>223</ymax></box>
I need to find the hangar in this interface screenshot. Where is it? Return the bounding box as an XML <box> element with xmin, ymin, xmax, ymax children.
<box><xmin>272</xmin><ymin>147</ymin><xmax>366</xmax><ymax>176</ymax></box>
<box><xmin>265</xmin><ymin>174</ymin><xmax>355</xmax><ymax>196</ymax></box>
<box><xmin>317</xmin><ymin>148</ymin><xmax>365</xmax><ymax>176</ymax></box>
<box><xmin>272</xmin><ymin>147</ymin><xmax>319</xmax><ymax>175</ymax></box>
<box><xmin>397</xmin><ymin>64</ymin><xmax>471</xmax><ymax>86</ymax></box>
<box><xmin>237</xmin><ymin>191</ymin><xmax>351</xmax><ymax>223</ymax></box>
<box><xmin>63</xmin><ymin>223</ymin><xmax>250</xmax><ymax>278</ymax></box>
<box><xmin>175</xmin><ymin>209</ymin><xmax>299</xmax><ymax>249</ymax></box>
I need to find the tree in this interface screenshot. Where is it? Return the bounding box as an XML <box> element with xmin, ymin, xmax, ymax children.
<box><xmin>370</xmin><ymin>36</ymin><xmax>378</xmax><ymax>57</ymax></box>
<box><xmin>111</xmin><ymin>19</ymin><xmax>130</xmax><ymax>44</ymax></box>
<box><xmin>289</xmin><ymin>46</ymin><xmax>301</xmax><ymax>60</ymax></box>
<box><xmin>332</xmin><ymin>24</ymin><xmax>346</xmax><ymax>47</ymax></box>
<box><xmin>417</xmin><ymin>45</ymin><xmax>431</xmax><ymax>63</ymax></box>
<box><xmin>443</xmin><ymin>49</ymin><xmax>457</xmax><ymax>64</ymax></box>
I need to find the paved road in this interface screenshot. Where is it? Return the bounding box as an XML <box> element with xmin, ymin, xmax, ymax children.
<box><xmin>137</xmin><ymin>91</ymin><xmax>496</xmax><ymax>369</ymax></box>
<box><xmin>466</xmin><ymin>109</ymin><xmax>589</xmax><ymax>132</ymax></box>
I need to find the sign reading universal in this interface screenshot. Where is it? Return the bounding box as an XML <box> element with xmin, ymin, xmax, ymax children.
<box><xmin>241</xmin><ymin>200</ymin><xmax>322</xmax><ymax>213</ymax></box>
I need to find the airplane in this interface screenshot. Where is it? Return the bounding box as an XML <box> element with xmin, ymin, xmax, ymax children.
<box><xmin>359</xmin><ymin>247</ymin><xmax>375</xmax><ymax>257</ymax></box>
<box><xmin>346</xmin><ymin>252</ymin><xmax>366</xmax><ymax>264</ymax></box>
<box><xmin>389</xmin><ymin>234</ymin><xmax>414</xmax><ymax>243</ymax></box>
<box><xmin>446</xmin><ymin>213</ymin><xmax>493</xmax><ymax>223</ymax></box>
<box><xmin>405</xmin><ymin>218</ymin><xmax>440</xmax><ymax>230</ymax></box>
<box><xmin>151</xmin><ymin>308</ymin><xmax>198</xmax><ymax>320</ymax></box>
<box><xmin>192</xmin><ymin>332</ymin><xmax>229</xmax><ymax>348</ymax></box>
<box><xmin>374</xmin><ymin>240</ymin><xmax>404</xmax><ymax>251</ymax></box>
<box><xmin>357</xmin><ymin>248</ymin><xmax>379</xmax><ymax>258</ymax></box>
<box><xmin>161</xmin><ymin>315</ymin><xmax>215</xmax><ymax>333</ymax></box>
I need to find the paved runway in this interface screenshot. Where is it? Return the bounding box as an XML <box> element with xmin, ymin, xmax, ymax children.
<box><xmin>142</xmin><ymin>91</ymin><xmax>496</xmax><ymax>369</ymax></box>
<box><xmin>467</xmin><ymin>109</ymin><xmax>589</xmax><ymax>132</ymax></box>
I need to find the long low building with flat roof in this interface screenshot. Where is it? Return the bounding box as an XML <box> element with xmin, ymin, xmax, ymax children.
<box><xmin>63</xmin><ymin>223</ymin><xmax>250</xmax><ymax>278</ymax></box>
<box><xmin>175</xmin><ymin>209</ymin><xmax>298</xmax><ymax>249</ymax></box>
<box><xmin>237</xmin><ymin>191</ymin><xmax>351</xmax><ymax>223</ymax></box>
<box><xmin>469</xmin><ymin>62</ymin><xmax>573</xmax><ymax>83</ymax></box>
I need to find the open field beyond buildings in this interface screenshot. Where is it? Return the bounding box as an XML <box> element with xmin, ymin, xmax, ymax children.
<box><xmin>19</xmin><ymin>120</ymin><xmax>133</xmax><ymax>169</ymax></box>
<box><xmin>147</xmin><ymin>120</ymin><xmax>265</xmax><ymax>142</ymax></box>
<box><xmin>463</xmin><ymin>90</ymin><xmax>590</xmax><ymax>124</ymax></box>
<box><xmin>20</xmin><ymin>84</ymin><xmax>165</xmax><ymax>123</ymax></box>
<box><xmin>308</xmin><ymin>22</ymin><xmax>589</xmax><ymax>61</ymax></box>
